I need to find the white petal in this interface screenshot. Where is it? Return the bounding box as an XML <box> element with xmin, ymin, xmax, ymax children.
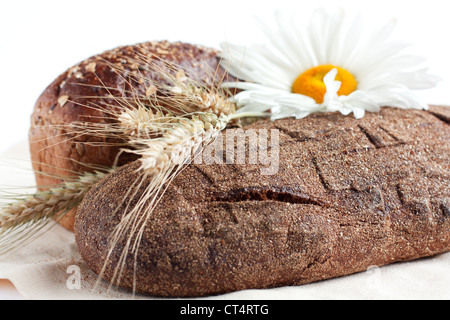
<box><xmin>237</xmin><ymin>103</ymin><xmax>272</xmax><ymax>114</ymax></box>
<box><xmin>339</xmin><ymin>14</ymin><xmax>363</xmax><ymax>68</ymax></box>
<box><xmin>342</xmin><ymin>90</ymin><xmax>380</xmax><ymax>112</ymax></box>
<box><xmin>220</xmin><ymin>9</ymin><xmax>439</xmax><ymax>121</ymax></box>
<box><xmin>322</xmin><ymin>69</ymin><xmax>341</xmax><ymax>105</ymax></box>
<box><xmin>352</xmin><ymin>107</ymin><xmax>366</xmax><ymax>119</ymax></box>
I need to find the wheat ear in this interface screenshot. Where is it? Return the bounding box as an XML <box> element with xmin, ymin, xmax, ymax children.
<box><xmin>10</xmin><ymin>50</ymin><xmax>266</xmax><ymax>290</ymax></box>
<box><xmin>58</xmin><ymin>85</ymin><xmax>236</xmax><ymax>154</ymax></box>
<box><xmin>0</xmin><ymin>170</ymin><xmax>107</xmax><ymax>230</ymax></box>
<box><xmin>97</xmin><ymin>111</ymin><xmax>229</xmax><ymax>290</ymax></box>
<box><xmin>82</xmin><ymin>57</ymin><xmax>265</xmax><ymax>291</ymax></box>
<box><xmin>129</xmin><ymin>112</ymin><xmax>229</xmax><ymax>171</ymax></box>
<box><xmin>0</xmin><ymin>170</ymin><xmax>109</xmax><ymax>255</ymax></box>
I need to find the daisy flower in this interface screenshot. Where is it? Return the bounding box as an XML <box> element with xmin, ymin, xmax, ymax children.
<box><xmin>220</xmin><ymin>8</ymin><xmax>440</xmax><ymax>120</ymax></box>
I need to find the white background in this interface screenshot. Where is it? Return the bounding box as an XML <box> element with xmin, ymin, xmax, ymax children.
<box><xmin>0</xmin><ymin>0</ymin><xmax>449</xmax><ymax>154</ymax></box>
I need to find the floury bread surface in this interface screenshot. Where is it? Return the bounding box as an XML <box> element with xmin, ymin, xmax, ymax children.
<box><xmin>75</xmin><ymin>106</ymin><xmax>450</xmax><ymax>297</ymax></box>
<box><xmin>28</xmin><ymin>41</ymin><xmax>231</xmax><ymax>231</ymax></box>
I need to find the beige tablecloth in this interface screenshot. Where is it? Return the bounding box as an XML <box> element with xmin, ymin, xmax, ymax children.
<box><xmin>0</xmin><ymin>141</ymin><xmax>449</xmax><ymax>300</ymax></box>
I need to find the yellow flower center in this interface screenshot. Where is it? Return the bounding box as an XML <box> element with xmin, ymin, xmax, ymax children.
<box><xmin>292</xmin><ymin>65</ymin><xmax>357</xmax><ymax>104</ymax></box>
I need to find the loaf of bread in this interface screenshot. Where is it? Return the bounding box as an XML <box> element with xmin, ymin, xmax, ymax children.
<box><xmin>75</xmin><ymin>105</ymin><xmax>450</xmax><ymax>297</ymax></box>
<box><xmin>29</xmin><ymin>41</ymin><xmax>230</xmax><ymax>231</ymax></box>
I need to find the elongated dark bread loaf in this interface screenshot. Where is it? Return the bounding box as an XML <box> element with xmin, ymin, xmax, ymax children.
<box><xmin>29</xmin><ymin>41</ymin><xmax>230</xmax><ymax>231</ymax></box>
<box><xmin>75</xmin><ymin>106</ymin><xmax>450</xmax><ymax>297</ymax></box>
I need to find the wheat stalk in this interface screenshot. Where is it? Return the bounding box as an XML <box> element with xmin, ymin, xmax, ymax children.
<box><xmin>0</xmin><ymin>64</ymin><xmax>235</xmax><ymax>237</ymax></box>
<box><xmin>62</xmin><ymin>54</ymin><xmax>268</xmax><ymax>292</ymax></box>
<box><xmin>0</xmin><ymin>170</ymin><xmax>108</xmax><ymax>230</ymax></box>
<box><xmin>0</xmin><ymin>49</ymin><xmax>269</xmax><ymax>291</ymax></box>
<box><xmin>128</xmin><ymin>112</ymin><xmax>229</xmax><ymax>171</ymax></box>
<box><xmin>97</xmin><ymin>111</ymin><xmax>230</xmax><ymax>290</ymax></box>
<box><xmin>59</xmin><ymin>78</ymin><xmax>237</xmax><ymax>151</ymax></box>
<box><xmin>0</xmin><ymin>170</ymin><xmax>110</xmax><ymax>255</ymax></box>
<box><xmin>165</xmin><ymin>75</ymin><xmax>236</xmax><ymax>116</ymax></box>
<box><xmin>117</xmin><ymin>106</ymin><xmax>168</xmax><ymax>138</ymax></box>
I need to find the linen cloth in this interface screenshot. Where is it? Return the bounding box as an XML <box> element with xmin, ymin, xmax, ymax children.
<box><xmin>0</xmin><ymin>141</ymin><xmax>449</xmax><ymax>300</ymax></box>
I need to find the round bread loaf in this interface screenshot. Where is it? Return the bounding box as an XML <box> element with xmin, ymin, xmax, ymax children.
<box><xmin>29</xmin><ymin>41</ymin><xmax>231</xmax><ymax>231</ymax></box>
<box><xmin>75</xmin><ymin>106</ymin><xmax>450</xmax><ymax>297</ymax></box>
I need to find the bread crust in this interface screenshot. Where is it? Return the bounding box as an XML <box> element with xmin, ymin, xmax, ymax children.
<box><xmin>29</xmin><ymin>41</ymin><xmax>230</xmax><ymax>230</ymax></box>
<box><xmin>75</xmin><ymin>106</ymin><xmax>450</xmax><ymax>297</ymax></box>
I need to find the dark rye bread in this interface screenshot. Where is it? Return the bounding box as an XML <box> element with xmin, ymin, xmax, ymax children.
<box><xmin>75</xmin><ymin>105</ymin><xmax>450</xmax><ymax>297</ymax></box>
<box><xmin>29</xmin><ymin>41</ymin><xmax>231</xmax><ymax>231</ymax></box>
